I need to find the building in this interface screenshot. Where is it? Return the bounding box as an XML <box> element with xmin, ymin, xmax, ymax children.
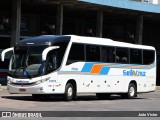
<box><xmin>0</xmin><ymin>0</ymin><xmax>160</xmax><ymax>83</ymax></box>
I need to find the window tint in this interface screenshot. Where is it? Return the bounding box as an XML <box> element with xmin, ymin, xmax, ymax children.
<box><xmin>130</xmin><ymin>49</ymin><xmax>142</xmax><ymax>64</ymax></box>
<box><xmin>86</xmin><ymin>45</ymin><xmax>100</xmax><ymax>62</ymax></box>
<box><xmin>101</xmin><ymin>46</ymin><xmax>115</xmax><ymax>62</ymax></box>
<box><xmin>143</xmin><ymin>50</ymin><xmax>155</xmax><ymax>64</ymax></box>
<box><xmin>67</xmin><ymin>43</ymin><xmax>84</xmax><ymax>64</ymax></box>
<box><xmin>116</xmin><ymin>47</ymin><xmax>129</xmax><ymax>63</ymax></box>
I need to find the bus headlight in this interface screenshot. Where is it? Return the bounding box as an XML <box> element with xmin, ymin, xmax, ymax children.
<box><xmin>7</xmin><ymin>77</ymin><xmax>12</xmax><ymax>84</ymax></box>
<box><xmin>36</xmin><ymin>80</ymin><xmax>41</xmax><ymax>84</ymax></box>
<box><xmin>7</xmin><ymin>77</ymin><xmax>12</xmax><ymax>81</ymax></box>
<box><xmin>36</xmin><ymin>77</ymin><xmax>50</xmax><ymax>85</ymax></box>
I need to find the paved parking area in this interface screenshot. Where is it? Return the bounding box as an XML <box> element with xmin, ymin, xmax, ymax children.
<box><xmin>0</xmin><ymin>86</ymin><xmax>160</xmax><ymax>120</ymax></box>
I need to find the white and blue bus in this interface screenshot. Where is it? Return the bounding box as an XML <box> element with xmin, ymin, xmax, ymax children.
<box><xmin>1</xmin><ymin>35</ymin><xmax>156</xmax><ymax>101</ymax></box>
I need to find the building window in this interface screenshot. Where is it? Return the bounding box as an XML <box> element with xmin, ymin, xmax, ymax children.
<box><xmin>0</xmin><ymin>16</ymin><xmax>11</xmax><ymax>35</ymax></box>
<box><xmin>20</xmin><ymin>16</ymin><xmax>29</xmax><ymax>36</ymax></box>
<box><xmin>39</xmin><ymin>16</ymin><xmax>56</xmax><ymax>35</ymax></box>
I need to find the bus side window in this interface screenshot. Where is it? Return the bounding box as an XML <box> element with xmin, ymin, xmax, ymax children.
<box><xmin>101</xmin><ymin>46</ymin><xmax>115</xmax><ymax>63</ymax></box>
<box><xmin>67</xmin><ymin>43</ymin><xmax>85</xmax><ymax>65</ymax></box>
<box><xmin>130</xmin><ymin>49</ymin><xmax>142</xmax><ymax>64</ymax></box>
<box><xmin>86</xmin><ymin>45</ymin><xmax>100</xmax><ymax>62</ymax></box>
<box><xmin>116</xmin><ymin>47</ymin><xmax>129</xmax><ymax>63</ymax></box>
<box><xmin>46</xmin><ymin>51</ymin><xmax>58</xmax><ymax>73</ymax></box>
<box><xmin>143</xmin><ymin>50</ymin><xmax>155</xmax><ymax>64</ymax></box>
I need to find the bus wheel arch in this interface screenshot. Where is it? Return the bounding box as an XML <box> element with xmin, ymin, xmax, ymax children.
<box><xmin>121</xmin><ymin>80</ymin><xmax>137</xmax><ymax>99</ymax></box>
<box><xmin>64</xmin><ymin>79</ymin><xmax>77</xmax><ymax>101</ymax></box>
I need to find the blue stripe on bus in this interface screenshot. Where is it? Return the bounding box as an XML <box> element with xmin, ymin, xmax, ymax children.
<box><xmin>81</xmin><ymin>63</ymin><xmax>94</xmax><ymax>72</ymax></box>
<box><xmin>100</xmin><ymin>67</ymin><xmax>110</xmax><ymax>75</ymax></box>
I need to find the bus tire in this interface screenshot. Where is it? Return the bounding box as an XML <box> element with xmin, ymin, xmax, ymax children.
<box><xmin>128</xmin><ymin>83</ymin><xmax>137</xmax><ymax>99</ymax></box>
<box><xmin>122</xmin><ymin>83</ymin><xmax>137</xmax><ymax>99</ymax></box>
<box><xmin>96</xmin><ymin>93</ymin><xmax>111</xmax><ymax>100</ymax></box>
<box><xmin>64</xmin><ymin>83</ymin><xmax>74</xmax><ymax>101</ymax></box>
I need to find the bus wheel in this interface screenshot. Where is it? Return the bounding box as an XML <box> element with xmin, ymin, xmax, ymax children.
<box><xmin>96</xmin><ymin>93</ymin><xmax>111</xmax><ymax>100</ymax></box>
<box><xmin>122</xmin><ymin>83</ymin><xmax>137</xmax><ymax>99</ymax></box>
<box><xmin>64</xmin><ymin>83</ymin><xmax>74</xmax><ymax>101</ymax></box>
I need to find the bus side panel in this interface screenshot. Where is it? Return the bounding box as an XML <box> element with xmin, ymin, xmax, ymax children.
<box><xmin>60</xmin><ymin>62</ymin><xmax>156</xmax><ymax>94</ymax></box>
<box><xmin>59</xmin><ymin>62</ymin><xmax>86</xmax><ymax>93</ymax></box>
<box><xmin>137</xmin><ymin>67</ymin><xmax>156</xmax><ymax>93</ymax></box>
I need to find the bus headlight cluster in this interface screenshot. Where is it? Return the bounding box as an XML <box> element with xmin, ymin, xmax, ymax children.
<box><xmin>7</xmin><ymin>77</ymin><xmax>12</xmax><ymax>81</ymax></box>
<box><xmin>36</xmin><ymin>77</ymin><xmax>50</xmax><ymax>85</ymax></box>
<box><xmin>7</xmin><ymin>78</ymin><xmax>12</xmax><ymax>84</ymax></box>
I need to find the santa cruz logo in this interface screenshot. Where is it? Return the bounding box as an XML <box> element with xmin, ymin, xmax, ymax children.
<box><xmin>123</xmin><ymin>69</ymin><xmax>146</xmax><ymax>76</ymax></box>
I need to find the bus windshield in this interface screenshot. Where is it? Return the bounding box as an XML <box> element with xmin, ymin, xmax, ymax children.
<box><xmin>9</xmin><ymin>45</ymin><xmax>53</xmax><ymax>78</ymax></box>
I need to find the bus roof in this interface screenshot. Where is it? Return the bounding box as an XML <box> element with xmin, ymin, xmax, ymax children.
<box><xmin>17</xmin><ymin>35</ymin><xmax>155</xmax><ymax>50</ymax></box>
<box><xmin>16</xmin><ymin>35</ymin><xmax>71</xmax><ymax>46</ymax></box>
<box><xmin>68</xmin><ymin>35</ymin><xmax>155</xmax><ymax>50</ymax></box>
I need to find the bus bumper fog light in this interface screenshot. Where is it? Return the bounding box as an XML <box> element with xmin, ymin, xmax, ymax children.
<box><xmin>7</xmin><ymin>80</ymin><xmax>11</xmax><ymax>84</ymax></box>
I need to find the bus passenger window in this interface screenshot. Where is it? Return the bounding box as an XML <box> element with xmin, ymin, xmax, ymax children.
<box><xmin>130</xmin><ymin>49</ymin><xmax>142</xmax><ymax>64</ymax></box>
<box><xmin>101</xmin><ymin>46</ymin><xmax>115</xmax><ymax>62</ymax></box>
<box><xmin>116</xmin><ymin>47</ymin><xmax>129</xmax><ymax>63</ymax></box>
<box><xmin>67</xmin><ymin>43</ymin><xmax>85</xmax><ymax>65</ymax></box>
<box><xmin>143</xmin><ymin>50</ymin><xmax>155</xmax><ymax>64</ymax></box>
<box><xmin>86</xmin><ymin>45</ymin><xmax>100</xmax><ymax>62</ymax></box>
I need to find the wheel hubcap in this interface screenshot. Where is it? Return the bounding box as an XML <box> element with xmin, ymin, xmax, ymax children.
<box><xmin>68</xmin><ymin>87</ymin><xmax>73</xmax><ymax>97</ymax></box>
<box><xmin>129</xmin><ymin>86</ymin><xmax>135</xmax><ymax>96</ymax></box>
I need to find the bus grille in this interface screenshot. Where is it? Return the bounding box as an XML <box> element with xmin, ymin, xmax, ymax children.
<box><xmin>10</xmin><ymin>82</ymin><xmax>37</xmax><ymax>87</ymax></box>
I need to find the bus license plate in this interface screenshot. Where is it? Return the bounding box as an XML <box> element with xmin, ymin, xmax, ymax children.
<box><xmin>19</xmin><ymin>88</ymin><xmax>26</xmax><ymax>92</ymax></box>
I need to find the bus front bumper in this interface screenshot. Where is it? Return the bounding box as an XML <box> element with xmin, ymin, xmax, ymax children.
<box><xmin>7</xmin><ymin>83</ymin><xmax>64</xmax><ymax>94</ymax></box>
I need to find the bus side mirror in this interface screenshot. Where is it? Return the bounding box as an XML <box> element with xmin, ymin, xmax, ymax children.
<box><xmin>42</xmin><ymin>46</ymin><xmax>60</xmax><ymax>61</ymax></box>
<box><xmin>1</xmin><ymin>47</ymin><xmax>14</xmax><ymax>62</ymax></box>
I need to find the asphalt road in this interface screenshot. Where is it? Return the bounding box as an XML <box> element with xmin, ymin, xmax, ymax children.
<box><xmin>0</xmin><ymin>86</ymin><xmax>160</xmax><ymax>120</ymax></box>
